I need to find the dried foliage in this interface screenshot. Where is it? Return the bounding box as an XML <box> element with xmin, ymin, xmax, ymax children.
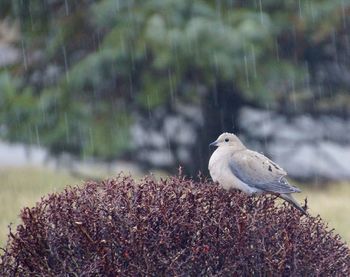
<box><xmin>1</xmin><ymin>174</ymin><xmax>349</xmax><ymax>276</ymax></box>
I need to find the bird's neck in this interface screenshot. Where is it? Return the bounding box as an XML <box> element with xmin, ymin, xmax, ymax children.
<box><xmin>234</xmin><ymin>141</ymin><xmax>246</xmax><ymax>151</ymax></box>
<box><xmin>217</xmin><ymin>144</ymin><xmax>246</xmax><ymax>153</ymax></box>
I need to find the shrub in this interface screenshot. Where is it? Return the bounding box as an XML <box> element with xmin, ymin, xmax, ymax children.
<box><xmin>1</xmin><ymin>174</ymin><xmax>349</xmax><ymax>276</ymax></box>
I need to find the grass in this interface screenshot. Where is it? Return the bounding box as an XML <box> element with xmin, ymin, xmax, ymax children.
<box><xmin>298</xmin><ymin>183</ymin><xmax>350</xmax><ymax>244</ymax></box>
<box><xmin>0</xmin><ymin>167</ymin><xmax>80</xmax><ymax>248</ymax></box>
<box><xmin>0</xmin><ymin>167</ymin><xmax>349</xmax><ymax>247</ymax></box>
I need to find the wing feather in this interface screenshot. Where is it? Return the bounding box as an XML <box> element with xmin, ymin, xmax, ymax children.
<box><xmin>228</xmin><ymin>150</ymin><xmax>300</xmax><ymax>194</ymax></box>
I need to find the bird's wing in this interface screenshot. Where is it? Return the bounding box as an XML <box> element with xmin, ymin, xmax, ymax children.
<box><xmin>228</xmin><ymin>150</ymin><xmax>300</xmax><ymax>194</ymax></box>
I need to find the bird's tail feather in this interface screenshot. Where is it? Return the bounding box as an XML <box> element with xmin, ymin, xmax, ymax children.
<box><xmin>280</xmin><ymin>193</ymin><xmax>308</xmax><ymax>216</ymax></box>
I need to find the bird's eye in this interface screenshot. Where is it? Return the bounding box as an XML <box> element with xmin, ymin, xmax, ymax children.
<box><xmin>225</xmin><ymin>138</ymin><xmax>229</xmax><ymax>142</ymax></box>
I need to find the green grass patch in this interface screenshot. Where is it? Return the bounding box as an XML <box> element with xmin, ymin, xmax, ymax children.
<box><xmin>0</xmin><ymin>167</ymin><xmax>80</xmax><ymax>247</ymax></box>
<box><xmin>297</xmin><ymin>183</ymin><xmax>350</xmax><ymax>244</ymax></box>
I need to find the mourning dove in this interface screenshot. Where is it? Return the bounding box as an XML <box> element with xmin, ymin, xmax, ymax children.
<box><xmin>208</xmin><ymin>132</ymin><xmax>307</xmax><ymax>215</ymax></box>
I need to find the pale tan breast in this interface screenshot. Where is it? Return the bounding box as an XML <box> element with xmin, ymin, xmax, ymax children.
<box><xmin>208</xmin><ymin>147</ymin><xmax>257</xmax><ymax>194</ymax></box>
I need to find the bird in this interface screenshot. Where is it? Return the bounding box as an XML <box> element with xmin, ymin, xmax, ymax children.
<box><xmin>208</xmin><ymin>132</ymin><xmax>307</xmax><ymax>215</ymax></box>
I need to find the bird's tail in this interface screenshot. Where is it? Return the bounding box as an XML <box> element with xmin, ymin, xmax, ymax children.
<box><xmin>280</xmin><ymin>193</ymin><xmax>308</xmax><ymax>216</ymax></box>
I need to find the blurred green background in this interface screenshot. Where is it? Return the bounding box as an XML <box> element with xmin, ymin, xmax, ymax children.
<box><xmin>0</xmin><ymin>1</ymin><xmax>350</xmax><ymax>246</ymax></box>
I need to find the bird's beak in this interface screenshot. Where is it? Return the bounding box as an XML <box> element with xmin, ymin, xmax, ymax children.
<box><xmin>209</xmin><ymin>140</ymin><xmax>218</xmax><ymax>147</ymax></box>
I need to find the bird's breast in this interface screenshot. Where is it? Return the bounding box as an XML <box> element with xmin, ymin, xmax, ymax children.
<box><xmin>208</xmin><ymin>149</ymin><xmax>226</xmax><ymax>182</ymax></box>
<box><xmin>208</xmin><ymin>148</ymin><xmax>258</xmax><ymax>194</ymax></box>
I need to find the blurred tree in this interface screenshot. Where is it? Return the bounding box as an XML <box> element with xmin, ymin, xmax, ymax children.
<box><xmin>0</xmin><ymin>0</ymin><xmax>349</xmax><ymax>166</ymax></box>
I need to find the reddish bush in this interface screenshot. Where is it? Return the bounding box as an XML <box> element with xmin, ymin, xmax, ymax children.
<box><xmin>1</xmin><ymin>174</ymin><xmax>349</xmax><ymax>276</ymax></box>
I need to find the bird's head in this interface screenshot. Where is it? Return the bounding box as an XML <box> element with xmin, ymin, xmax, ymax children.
<box><xmin>209</xmin><ymin>132</ymin><xmax>246</xmax><ymax>150</ymax></box>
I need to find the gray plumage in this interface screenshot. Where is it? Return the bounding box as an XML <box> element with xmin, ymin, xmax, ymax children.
<box><xmin>209</xmin><ymin>132</ymin><xmax>307</xmax><ymax>215</ymax></box>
